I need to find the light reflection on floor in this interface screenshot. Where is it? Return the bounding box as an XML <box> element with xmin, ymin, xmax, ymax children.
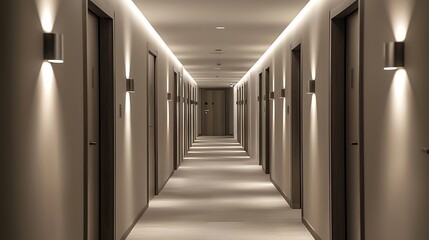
<box><xmin>127</xmin><ymin>136</ymin><xmax>314</xmax><ymax>240</ymax></box>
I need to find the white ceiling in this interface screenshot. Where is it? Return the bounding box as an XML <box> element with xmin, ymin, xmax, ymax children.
<box><xmin>134</xmin><ymin>0</ymin><xmax>309</xmax><ymax>88</ymax></box>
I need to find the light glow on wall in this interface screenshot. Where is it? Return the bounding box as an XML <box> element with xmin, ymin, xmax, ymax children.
<box><xmin>33</xmin><ymin>62</ymin><xmax>66</xmax><ymax>233</ymax></box>
<box><xmin>283</xmin><ymin>50</ymin><xmax>286</xmax><ymax>88</ymax></box>
<box><xmin>384</xmin><ymin>69</ymin><xmax>412</xmax><ymax>188</ymax></box>
<box><xmin>310</xmin><ymin>94</ymin><xmax>318</xmax><ymax>162</ymax></box>
<box><xmin>124</xmin><ymin>91</ymin><xmax>136</xmax><ymax>221</ymax></box>
<box><xmin>36</xmin><ymin>0</ymin><xmax>58</xmax><ymax>32</ymax></box>
<box><xmin>387</xmin><ymin>0</ymin><xmax>416</xmax><ymax>41</ymax></box>
<box><xmin>124</xmin><ymin>10</ymin><xmax>132</xmax><ymax>79</ymax></box>
<box><xmin>307</xmin><ymin>93</ymin><xmax>322</xmax><ymax>221</ymax></box>
<box><xmin>124</xmin><ymin>45</ymin><xmax>131</xmax><ymax>79</ymax></box>
<box><xmin>311</xmin><ymin>68</ymin><xmax>317</xmax><ymax>81</ymax></box>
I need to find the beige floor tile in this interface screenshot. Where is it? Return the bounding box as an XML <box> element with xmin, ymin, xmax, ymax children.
<box><xmin>127</xmin><ymin>137</ymin><xmax>314</xmax><ymax>240</ymax></box>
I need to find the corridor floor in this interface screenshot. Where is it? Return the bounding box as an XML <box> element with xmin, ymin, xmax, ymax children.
<box><xmin>127</xmin><ymin>136</ymin><xmax>314</xmax><ymax>240</ymax></box>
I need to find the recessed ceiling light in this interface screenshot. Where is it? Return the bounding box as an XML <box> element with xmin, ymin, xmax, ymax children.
<box><xmin>216</xmin><ymin>26</ymin><xmax>225</xmax><ymax>30</ymax></box>
<box><xmin>215</xmin><ymin>49</ymin><xmax>222</xmax><ymax>52</ymax></box>
<box><xmin>215</xmin><ymin>67</ymin><xmax>221</xmax><ymax>70</ymax></box>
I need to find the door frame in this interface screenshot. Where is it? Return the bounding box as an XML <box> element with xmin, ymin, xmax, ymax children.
<box><xmin>188</xmin><ymin>84</ymin><xmax>192</xmax><ymax>149</ymax></box>
<box><xmin>264</xmin><ymin>67</ymin><xmax>271</xmax><ymax>174</ymax></box>
<box><xmin>147</xmin><ymin>49</ymin><xmax>159</xmax><ymax>198</ymax></box>
<box><xmin>85</xmin><ymin>2</ymin><xmax>115</xmax><ymax>240</ymax></box>
<box><xmin>330</xmin><ymin>0</ymin><xmax>364</xmax><ymax>239</ymax></box>
<box><xmin>291</xmin><ymin>43</ymin><xmax>303</xmax><ymax>210</ymax></box>
<box><xmin>173</xmin><ymin>71</ymin><xmax>179</xmax><ymax>170</ymax></box>
<box><xmin>258</xmin><ymin>73</ymin><xmax>263</xmax><ymax>165</ymax></box>
<box><xmin>244</xmin><ymin>82</ymin><xmax>248</xmax><ymax>152</ymax></box>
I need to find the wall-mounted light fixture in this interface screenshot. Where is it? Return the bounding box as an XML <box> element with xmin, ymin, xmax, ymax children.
<box><xmin>280</xmin><ymin>89</ymin><xmax>286</xmax><ymax>98</ymax></box>
<box><xmin>44</xmin><ymin>33</ymin><xmax>64</xmax><ymax>63</ymax></box>
<box><xmin>167</xmin><ymin>92</ymin><xmax>173</xmax><ymax>101</ymax></box>
<box><xmin>384</xmin><ymin>42</ymin><xmax>404</xmax><ymax>71</ymax></box>
<box><xmin>126</xmin><ymin>78</ymin><xmax>135</xmax><ymax>93</ymax></box>
<box><xmin>269</xmin><ymin>91</ymin><xmax>275</xmax><ymax>100</ymax></box>
<box><xmin>307</xmin><ymin>80</ymin><xmax>316</xmax><ymax>95</ymax></box>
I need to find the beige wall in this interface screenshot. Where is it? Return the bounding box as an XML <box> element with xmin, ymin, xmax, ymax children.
<box><xmin>1</xmin><ymin>0</ymin><xmax>196</xmax><ymax>239</ymax></box>
<box><xmin>364</xmin><ymin>0</ymin><xmax>429</xmax><ymax>239</ymax></box>
<box><xmin>237</xmin><ymin>1</ymin><xmax>335</xmax><ymax>238</ymax></box>
<box><xmin>2</xmin><ymin>0</ymin><xmax>85</xmax><ymax>239</ymax></box>
<box><xmin>235</xmin><ymin>0</ymin><xmax>429</xmax><ymax>239</ymax></box>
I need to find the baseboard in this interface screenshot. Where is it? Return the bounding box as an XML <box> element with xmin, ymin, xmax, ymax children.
<box><xmin>157</xmin><ymin>170</ymin><xmax>175</xmax><ymax>195</ymax></box>
<box><xmin>302</xmin><ymin>217</ymin><xmax>322</xmax><ymax>240</ymax></box>
<box><xmin>120</xmin><ymin>204</ymin><xmax>149</xmax><ymax>240</ymax></box>
<box><xmin>270</xmin><ymin>176</ymin><xmax>294</xmax><ymax>208</ymax></box>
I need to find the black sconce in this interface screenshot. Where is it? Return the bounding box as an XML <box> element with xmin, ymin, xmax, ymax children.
<box><xmin>307</xmin><ymin>80</ymin><xmax>315</xmax><ymax>95</ymax></box>
<box><xmin>126</xmin><ymin>78</ymin><xmax>135</xmax><ymax>93</ymax></box>
<box><xmin>384</xmin><ymin>42</ymin><xmax>404</xmax><ymax>71</ymax></box>
<box><xmin>44</xmin><ymin>33</ymin><xmax>64</xmax><ymax>63</ymax></box>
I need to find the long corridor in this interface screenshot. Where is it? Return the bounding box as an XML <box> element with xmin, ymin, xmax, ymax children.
<box><xmin>127</xmin><ymin>136</ymin><xmax>314</xmax><ymax>240</ymax></box>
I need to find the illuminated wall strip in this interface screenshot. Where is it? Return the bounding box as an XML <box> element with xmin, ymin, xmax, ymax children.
<box><xmin>127</xmin><ymin>0</ymin><xmax>197</xmax><ymax>85</ymax></box>
<box><xmin>236</xmin><ymin>0</ymin><xmax>315</xmax><ymax>86</ymax></box>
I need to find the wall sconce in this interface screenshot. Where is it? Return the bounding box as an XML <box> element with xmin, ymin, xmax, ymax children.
<box><xmin>126</xmin><ymin>78</ymin><xmax>135</xmax><ymax>93</ymax></box>
<box><xmin>269</xmin><ymin>91</ymin><xmax>275</xmax><ymax>100</ymax></box>
<box><xmin>44</xmin><ymin>33</ymin><xmax>64</xmax><ymax>63</ymax></box>
<box><xmin>280</xmin><ymin>89</ymin><xmax>286</xmax><ymax>98</ymax></box>
<box><xmin>384</xmin><ymin>42</ymin><xmax>404</xmax><ymax>71</ymax></box>
<box><xmin>307</xmin><ymin>80</ymin><xmax>316</xmax><ymax>95</ymax></box>
<box><xmin>167</xmin><ymin>92</ymin><xmax>173</xmax><ymax>101</ymax></box>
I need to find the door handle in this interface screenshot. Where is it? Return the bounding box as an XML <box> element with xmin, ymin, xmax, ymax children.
<box><xmin>89</xmin><ymin>141</ymin><xmax>97</xmax><ymax>146</ymax></box>
<box><xmin>351</xmin><ymin>142</ymin><xmax>359</xmax><ymax>146</ymax></box>
<box><xmin>422</xmin><ymin>148</ymin><xmax>429</xmax><ymax>155</ymax></box>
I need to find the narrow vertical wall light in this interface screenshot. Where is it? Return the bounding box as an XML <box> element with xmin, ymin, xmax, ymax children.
<box><xmin>384</xmin><ymin>42</ymin><xmax>405</xmax><ymax>71</ymax></box>
<box><xmin>44</xmin><ymin>33</ymin><xmax>64</xmax><ymax>63</ymax></box>
<box><xmin>307</xmin><ymin>80</ymin><xmax>316</xmax><ymax>95</ymax></box>
<box><xmin>280</xmin><ymin>88</ymin><xmax>286</xmax><ymax>98</ymax></box>
<box><xmin>126</xmin><ymin>78</ymin><xmax>135</xmax><ymax>93</ymax></box>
